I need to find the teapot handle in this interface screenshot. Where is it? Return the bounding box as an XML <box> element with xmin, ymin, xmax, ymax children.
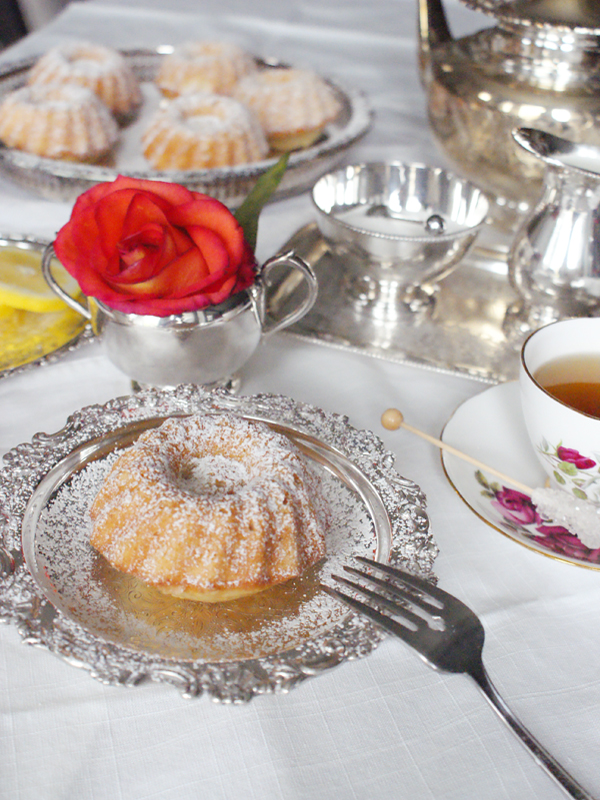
<box><xmin>41</xmin><ymin>244</ymin><xmax>91</xmax><ymax>320</ymax></box>
<box><xmin>253</xmin><ymin>250</ymin><xmax>318</xmax><ymax>336</ymax></box>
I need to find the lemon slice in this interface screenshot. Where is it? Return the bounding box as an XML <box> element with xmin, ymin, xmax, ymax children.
<box><xmin>0</xmin><ymin>247</ymin><xmax>81</xmax><ymax>313</ymax></box>
<box><xmin>0</xmin><ymin>303</ymin><xmax>19</xmax><ymax>320</ymax></box>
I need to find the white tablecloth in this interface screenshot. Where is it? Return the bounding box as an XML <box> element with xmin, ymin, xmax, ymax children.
<box><xmin>0</xmin><ymin>3</ymin><xmax>599</xmax><ymax>799</ymax></box>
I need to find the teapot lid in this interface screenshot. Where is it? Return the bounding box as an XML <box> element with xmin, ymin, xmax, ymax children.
<box><xmin>461</xmin><ymin>0</ymin><xmax>600</xmax><ymax>32</ymax></box>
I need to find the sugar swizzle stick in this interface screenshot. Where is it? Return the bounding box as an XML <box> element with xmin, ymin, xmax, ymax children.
<box><xmin>381</xmin><ymin>408</ymin><xmax>600</xmax><ymax>549</ymax></box>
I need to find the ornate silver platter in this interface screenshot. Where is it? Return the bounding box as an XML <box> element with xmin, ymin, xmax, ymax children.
<box><xmin>0</xmin><ymin>385</ymin><xmax>436</xmax><ymax>703</ymax></box>
<box><xmin>0</xmin><ymin>49</ymin><xmax>372</xmax><ymax>205</ymax></box>
<box><xmin>0</xmin><ymin>233</ymin><xmax>91</xmax><ymax>379</ymax></box>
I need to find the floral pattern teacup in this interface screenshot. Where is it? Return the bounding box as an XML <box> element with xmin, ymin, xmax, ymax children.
<box><xmin>520</xmin><ymin>318</ymin><xmax>600</xmax><ymax>505</ymax></box>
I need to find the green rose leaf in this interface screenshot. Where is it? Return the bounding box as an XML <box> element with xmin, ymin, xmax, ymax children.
<box><xmin>557</xmin><ymin>461</ymin><xmax>578</xmax><ymax>476</ymax></box>
<box><xmin>573</xmin><ymin>487</ymin><xmax>588</xmax><ymax>500</ymax></box>
<box><xmin>553</xmin><ymin>470</ymin><xmax>566</xmax><ymax>485</ymax></box>
<box><xmin>234</xmin><ymin>153</ymin><xmax>290</xmax><ymax>252</ymax></box>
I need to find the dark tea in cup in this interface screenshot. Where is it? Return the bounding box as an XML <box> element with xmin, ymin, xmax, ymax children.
<box><xmin>534</xmin><ymin>354</ymin><xmax>600</xmax><ymax>419</ymax></box>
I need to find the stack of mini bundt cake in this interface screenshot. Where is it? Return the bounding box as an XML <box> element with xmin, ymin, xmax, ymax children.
<box><xmin>0</xmin><ymin>41</ymin><xmax>141</xmax><ymax>162</ymax></box>
<box><xmin>0</xmin><ymin>38</ymin><xmax>343</xmax><ymax>169</ymax></box>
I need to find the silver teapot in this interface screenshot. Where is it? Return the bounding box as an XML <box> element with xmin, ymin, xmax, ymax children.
<box><xmin>419</xmin><ymin>0</ymin><xmax>600</xmax><ymax>229</ymax></box>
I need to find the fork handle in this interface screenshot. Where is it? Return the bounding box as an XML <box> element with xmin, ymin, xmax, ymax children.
<box><xmin>470</xmin><ymin>662</ymin><xmax>596</xmax><ymax>800</ymax></box>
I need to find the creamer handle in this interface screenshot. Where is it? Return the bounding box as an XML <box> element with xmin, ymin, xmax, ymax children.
<box><xmin>41</xmin><ymin>244</ymin><xmax>91</xmax><ymax>320</ymax></box>
<box><xmin>253</xmin><ymin>251</ymin><xmax>318</xmax><ymax>336</ymax></box>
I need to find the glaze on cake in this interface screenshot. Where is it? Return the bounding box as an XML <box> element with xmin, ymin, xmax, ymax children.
<box><xmin>89</xmin><ymin>414</ymin><xmax>328</xmax><ymax>602</ymax></box>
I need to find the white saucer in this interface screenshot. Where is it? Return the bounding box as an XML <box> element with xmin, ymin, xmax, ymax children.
<box><xmin>441</xmin><ymin>381</ymin><xmax>600</xmax><ymax>569</ymax></box>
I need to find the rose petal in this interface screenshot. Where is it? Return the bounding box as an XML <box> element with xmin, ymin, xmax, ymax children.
<box><xmin>168</xmin><ymin>198</ymin><xmax>245</xmax><ymax>263</ymax></box>
<box><xmin>112</xmin><ymin>225</ymin><xmax>165</xmax><ymax>284</ymax></box>
<box><xmin>185</xmin><ymin>226</ymin><xmax>230</xmax><ymax>275</ymax></box>
<box><xmin>54</xmin><ymin>205</ymin><xmax>101</xmax><ymax>271</ymax></box>
<box><xmin>110</xmin><ymin>247</ymin><xmax>210</xmax><ymax>298</ymax></box>
<box><xmin>113</xmin><ymin>175</ymin><xmax>195</xmax><ymax>206</ymax></box>
<box><xmin>118</xmin><ymin>192</ymin><xmax>193</xmax><ymax>258</ymax></box>
<box><xmin>95</xmin><ymin>190</ymin><xmax>159</xmax><ymax>258</ymax></box>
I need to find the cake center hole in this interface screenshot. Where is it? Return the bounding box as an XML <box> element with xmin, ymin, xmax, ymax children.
<box><xmin>177</xmin><ymin>454</ymin><xmax>250</xmax><ymax>497</ymax></box>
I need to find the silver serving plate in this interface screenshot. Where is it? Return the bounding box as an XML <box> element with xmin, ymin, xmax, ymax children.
<box><xmin>0</xmin><ymin>49</ymin><xmax>372</xmax><ymax>205</ymax></box>
<box><xmin>0</xmin><ymin>385</ymin><xmax>436</xmax><ymax>703</ymax></box>
<box><xmin>282</xmin><ymin>223</ymin><xmax>525</xmax><ymax>384</ymax></box>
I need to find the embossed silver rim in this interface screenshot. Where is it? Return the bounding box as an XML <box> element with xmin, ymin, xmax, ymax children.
<box><xmin>0</xmin><ymin>385</ymin><xmax>437</xmax><ymax>702</ymax></box>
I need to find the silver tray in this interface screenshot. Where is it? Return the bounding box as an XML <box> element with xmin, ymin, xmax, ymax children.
<box><xmin>0</xmin><ymin>49</ymin><xmax>372</xmax><ymax>205</ymax></box>
<box><xmin>0</xmin><ymin>385</ymin><xmax>436</xmax><ymax>703</ymax></box>
<box><xmin>282</xmin><ymin>223</ymin><xmax>526</xmax><ymax>384</ymax></box>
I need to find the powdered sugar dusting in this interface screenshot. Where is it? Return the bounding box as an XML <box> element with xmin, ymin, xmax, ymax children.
<box><xmin>34</xmin><ymin>415</ymin><xmax>373</xmax><ymax>661</ymax></box>
<box><xmin>141</xmin><ymin>92</ymin><xmax>268</xmax><ymax>169</ymax></box>
<box><xmin>28</xmin><ymin>41</ymin><xmax>142</xmax><ymax>116</ymax></box>
<box><xmin>6</xmin><ymin>386</ymin><xmax>434</xmax><ymax>700</ymax></box>
<box><xmin>178</xmin><ymin>454</ymin><xmax>250</xmax><ymax>496</ymax></box>
<box><xmin>89</xmin><ymin>414</ymin><xmax>328</xmax><ymax>594</ymax></box>
<box><xmin>233</xmin><ymin>68</ymin><xmax>341</xmax><ymax>136</ymax></box>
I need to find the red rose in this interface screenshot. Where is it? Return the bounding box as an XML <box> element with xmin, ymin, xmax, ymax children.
<box><xmin>54</xmin><ymin>175</ymin><xmax>257</xmax><ymax>316</ymax></box>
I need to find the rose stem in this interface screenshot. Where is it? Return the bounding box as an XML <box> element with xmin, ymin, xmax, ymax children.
<box><xmin>381</xmin><ymin>407</ymin><xmax>533</xmax><ymax>495</ymax></box>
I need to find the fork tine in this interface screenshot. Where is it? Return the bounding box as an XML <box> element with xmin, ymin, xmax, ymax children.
<box><xmin>343</xmin><ymin>565</ymin><xmax>442</xmax><ymax>616</ymax></box>
<box><xmin>332</xmin><ymin>573</ymin><xmax>426</xmax><ymax>629</ymax></box>
<box><xmin>321</xmin><ymin>583</ymin><xmax>425</xmax><ymax>650</ymax></box>
<box><xmin>355</xmin><ymin>556</ymin><xmax>449</xmax><ymax>605</ymax></box>
<box><xmin>323</xmin><ymin>571</ymin><xmax>596</xmax><ymax>800</ymax></box>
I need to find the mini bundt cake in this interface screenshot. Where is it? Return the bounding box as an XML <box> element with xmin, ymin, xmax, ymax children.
<box><xmin>141</xmin><ymin>91</ymin><xmax>269</xmax><ymax>169</ymax></box>
<box><xmin>28</xmin><ymin>41</ymin><xmax>141</xmax><ymax>119</ymax></box>
<box><xmin>0</xmin><ymin>83</ymin><xmax>118</xmax><ymax>161</ymax></box>
<box><xmin>233</xmin><ymin>67</ymin><xmax>342</xmax><ymax>151</ymax></box>
<box><xmin>89</xmin><ymin>414</ymin><xmax>328</xmax><ymax>603</ymax></box>
<box><xmin>155</xmin><ymin>41</ymin><xmax>257</xmax><ymax>98</ymax></box>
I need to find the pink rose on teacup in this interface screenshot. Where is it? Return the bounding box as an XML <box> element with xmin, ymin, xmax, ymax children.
<box><xmin>556</xmin><ymin>447</ymin><xmax>596</xmax><ymax>470</ymax></box>
<box><xmin>491</xmin><ymin>487</ymin><xmax>538</xmax><ymax>526</ymax></box>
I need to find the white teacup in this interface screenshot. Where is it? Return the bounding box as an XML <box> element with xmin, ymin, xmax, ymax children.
<box><xmin>520</xmin><ymin>317</ymin><xmax>600</xmax><ymax>504</ymax></box>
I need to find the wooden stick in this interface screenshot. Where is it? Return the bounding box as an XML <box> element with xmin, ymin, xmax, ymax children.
<box><xmin>381</xmin><ymin>408</ymin><xmax>533</xmax><ymax>495</ymax></box>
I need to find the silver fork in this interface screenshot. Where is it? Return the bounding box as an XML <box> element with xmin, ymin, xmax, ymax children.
<box><xmin>322</xmin><ymin>557</ymin><xmax>596</xmax><ymax>800</ymax></box>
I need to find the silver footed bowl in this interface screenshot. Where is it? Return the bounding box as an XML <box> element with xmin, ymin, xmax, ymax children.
<box><xmin>312</xmin><ymin>161</ymin><xmax>489</xmax><ymax>313</ymax></box>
